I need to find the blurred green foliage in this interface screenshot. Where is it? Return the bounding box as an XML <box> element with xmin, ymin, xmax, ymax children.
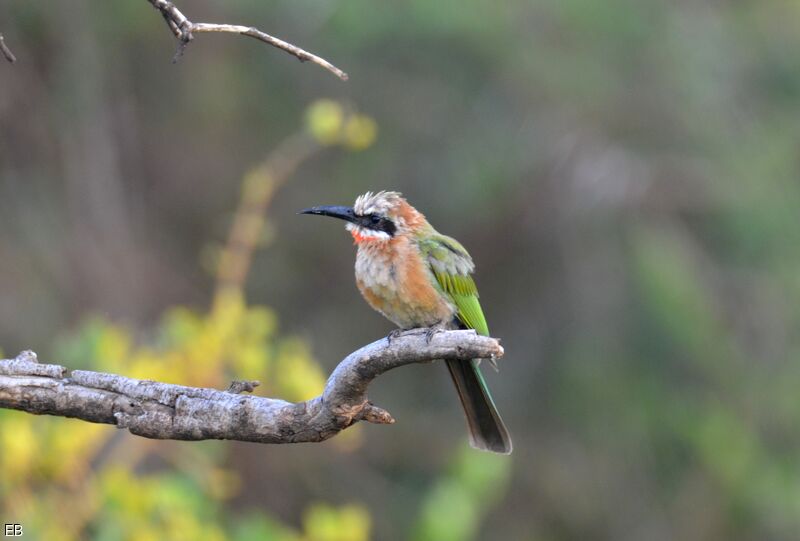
<box><xmin>3</xmin><ymin>0</ymin><xmax>800</xmax><ymax>539</ymax></box>
<box><xmin>413</xmin><ymin>449</ymin><xmax>511</xmax><ymax>541</ymax></box>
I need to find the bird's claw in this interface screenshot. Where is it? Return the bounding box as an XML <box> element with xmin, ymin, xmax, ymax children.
<box><xmin>424</xmin><ymin>325</ymin><xmax>446</xmax><ymax>344</ymax></box>
<box><xmin>386</xmin><ymin>329</ymin><xmax>404</xmax><ymax>345</ymax></box>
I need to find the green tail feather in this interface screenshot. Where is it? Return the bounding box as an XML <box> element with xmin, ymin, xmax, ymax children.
<box><xmin>446</xmin><ymin>358</ymin><xmax>512</xmax><ymax>455</ymax></box>
<box><xmin>421</xmin><ymin>232</ymin><xmax>512</xmax><ymax>453</ymax></box>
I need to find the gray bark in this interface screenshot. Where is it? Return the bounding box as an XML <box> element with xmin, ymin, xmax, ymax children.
<box><xmin>0</xmin><ymin>330</ymin><xmax>503</xmax><ymax>444</ymax></box>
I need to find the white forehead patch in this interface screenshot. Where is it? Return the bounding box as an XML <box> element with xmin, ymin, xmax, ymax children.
<box><xmin>353</xmin><ymin>190</ymin><xmax>403</xmax><ymax>216</ymax></box>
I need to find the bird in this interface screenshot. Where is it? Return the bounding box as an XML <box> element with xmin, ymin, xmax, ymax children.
<box><xmin>300</xmin><ymin>191</ymin><xmax>512</xmax><ymax>454</ymax></box>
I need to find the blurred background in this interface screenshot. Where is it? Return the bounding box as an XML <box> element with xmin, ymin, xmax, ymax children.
<box><xmin>2</xmin><ymin>1</ymin><xmax>800</xmax><ymax>539</ymax></box>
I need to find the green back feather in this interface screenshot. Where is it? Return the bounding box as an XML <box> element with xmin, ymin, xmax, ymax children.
<box><xmin>419</xmin><ymin>234</ymin><xmax>490</xmax><ymax>336</ymax></box>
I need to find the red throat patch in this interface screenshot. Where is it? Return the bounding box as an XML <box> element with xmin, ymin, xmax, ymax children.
<box><xmin>350</xmin><ymin>229</ymin><xmax>366</xmax><ymax>244</ymax></box>
<box><xmin>350</xmin><ymin>229</ymin><xmax>373</xmax><ymax>244</ymax></box>
<box><xmin>350</xmin><ymin>228</ymin><xmax>393</xmax><ymax>245</ymax></box>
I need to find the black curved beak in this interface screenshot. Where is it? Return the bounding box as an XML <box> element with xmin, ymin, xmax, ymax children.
<box><xmin>298</xmin><ymin>205</ymin><xmax>358</xmax><ymax>224</ymax></box>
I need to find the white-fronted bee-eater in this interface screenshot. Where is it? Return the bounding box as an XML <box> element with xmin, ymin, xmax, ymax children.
<box><xmin>301</xmin><ymin>191</ymin><xmax>512</xmax><ymax>454</ymax></box>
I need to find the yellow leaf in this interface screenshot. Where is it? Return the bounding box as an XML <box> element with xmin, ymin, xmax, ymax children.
<box><xmin>344</xmin><ymin>115</ymin><xmax>378</xmax><ymax>151</ymax></box>
<box><xmin>306</xmin><ymin>99</ymin><xmax>344</xmax><ymax>145</ymax></box>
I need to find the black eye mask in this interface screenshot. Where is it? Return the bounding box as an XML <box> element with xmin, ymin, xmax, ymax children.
<box><xmin>359</xmin><ymin>213</ymin><xmax>397</xmax><ymax>237</ymax></box>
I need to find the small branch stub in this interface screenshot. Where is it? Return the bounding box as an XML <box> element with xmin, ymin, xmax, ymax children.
<box><xmin>227</xmin><ymin>380</ymin><xmax>260</xmax><ymax>394</ymax></box>
<box><xmin>0</xmin><ymin>330</ymin><xmax>503</xmax><ymax>445</ymax></box>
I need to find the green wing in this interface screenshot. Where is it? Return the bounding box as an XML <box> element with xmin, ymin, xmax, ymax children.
<box><xmin>419</xmin><ymin>234</ymin><xmax>489</xmax><ymax>336</ymax></box>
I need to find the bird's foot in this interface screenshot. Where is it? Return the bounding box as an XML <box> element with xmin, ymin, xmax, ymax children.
<box><xmin>424</xmin><ymin>323</ymin><xmax>448</xmax><ymax>344</ymax></box>
<box><xmin>386</xmin><ymin>328</ymin><xmax>406</xmax><ymax>345</ymax></box>
<box><xmin>386</xmin><ymin>326</ymin><xmax>447</xmax><ymax>345</ymax></box>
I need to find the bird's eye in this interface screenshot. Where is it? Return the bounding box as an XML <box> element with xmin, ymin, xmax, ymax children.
<box><xmin>370</xmin><ymin>214</ymin><xmax>382</xmax><ymax>225</ymax></box>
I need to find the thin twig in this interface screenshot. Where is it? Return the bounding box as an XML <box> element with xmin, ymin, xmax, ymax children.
<box><xmin>0</xmin><ymin>33</ymin><xmax>16</xmax><ymax>63</ymax></box>
<box><xmin>215</xmin><ymin>133</ymin><xmax>319</xmax><ymax>295</ymax></box>
<box><xmin>0</xmin><ymin>330</ymin><xmax>503</xmax><ymax>444</ymax></box>
<box><xmin>146</xmin><ymin>0</ymin><xmax>348</xmax><ymax>80</ymax></box>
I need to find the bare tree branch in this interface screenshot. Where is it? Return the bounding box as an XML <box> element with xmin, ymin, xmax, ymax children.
<box><xmin>0</xmin><ymin>330</ymin><xmax>503</xmax><ymax>444</ymax></box>
<box><xmin>0</xmin><ymin>33</ymin><xmax>16</xmax><ymax>63</ymax></box>
<box><xmin>146</xmin><ymin>0</ymin><xmax>348</xmax><ymax>80</ymax></box>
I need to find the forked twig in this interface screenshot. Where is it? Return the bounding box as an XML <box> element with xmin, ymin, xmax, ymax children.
<box><xmin>147</xmin><ymin>0</ymin><xmax>348</xmax><ymax>80</ymax></box>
